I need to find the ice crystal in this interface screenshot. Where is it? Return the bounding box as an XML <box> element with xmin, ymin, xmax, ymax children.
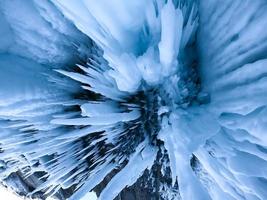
<box><xmin>1</xmin><ymin>0</ymin><xmax>267</xmax><ymax>200</ymax></box>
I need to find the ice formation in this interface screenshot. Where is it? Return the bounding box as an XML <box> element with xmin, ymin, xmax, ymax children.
<box><xmin>0</xmin><ymin>0</ymin><xmax>267</xmax><ymax>199</ymax></box>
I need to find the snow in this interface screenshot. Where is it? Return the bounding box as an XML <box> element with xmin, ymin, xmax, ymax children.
<box><xmin>0</xmin><ymin>186</ymin><xmax>22</xmax><ymax>200</ymax></box>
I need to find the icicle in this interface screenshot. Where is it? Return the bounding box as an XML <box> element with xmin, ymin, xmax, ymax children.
<box><xmin>98</xmin><ymin>141</ymin><xmax>157</xmax><ymax>200</ymax></box>
<box><xmin>68</xmin><ymin>162</ymin><xmax>116</xmax><ymax>200</ymax></box>
<box><xmin>158</xmin><ymin>0</ymin><xmax>183</xmax><ymax>77</ymax></box>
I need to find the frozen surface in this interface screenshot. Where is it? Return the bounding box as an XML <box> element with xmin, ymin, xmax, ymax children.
<box><xmin>0</xmin><ymin>0</ymin><xmax>267</xmax><ymax>200</ymax></box>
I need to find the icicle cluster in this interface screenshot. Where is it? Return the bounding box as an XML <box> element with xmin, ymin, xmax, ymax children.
<box><xmin>1</xmin><ymin>0</ymin><xmax>267</xmax><ymax>200</ymax></box>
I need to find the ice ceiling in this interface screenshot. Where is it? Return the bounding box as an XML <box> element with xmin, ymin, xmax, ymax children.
<box><xmin>0</xmin><ymin>0</ymin><xmax>267</xmax><ymax>200</ymax></box>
